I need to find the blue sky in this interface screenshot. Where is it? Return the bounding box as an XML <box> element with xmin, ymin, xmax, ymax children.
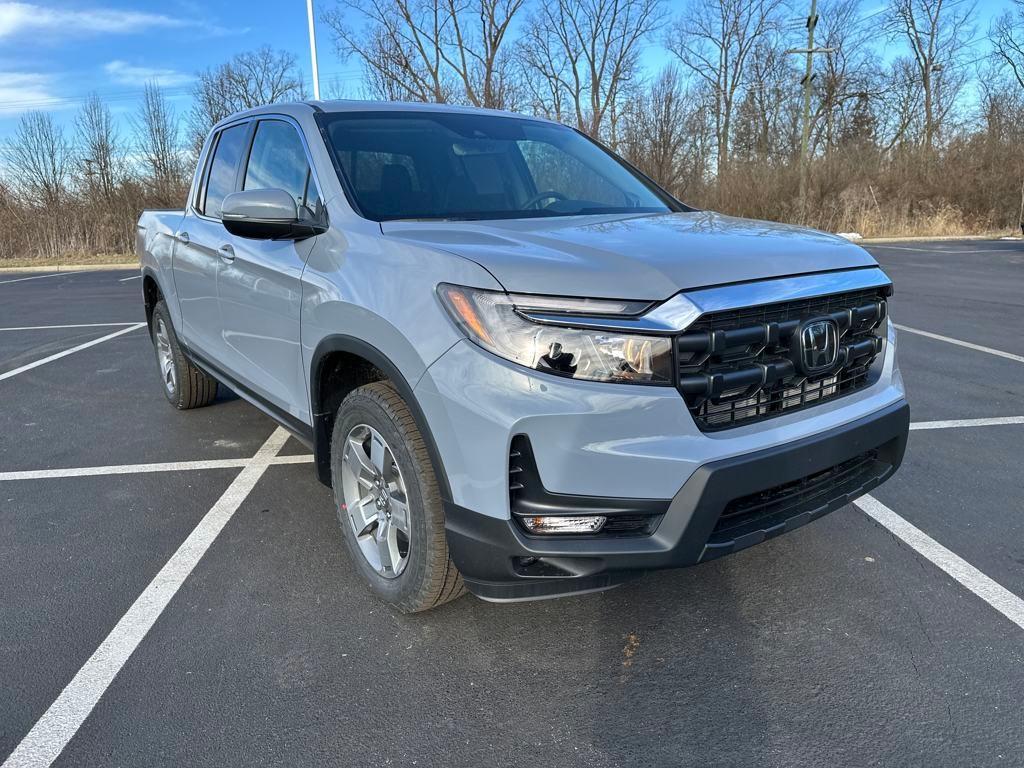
<box><xmin>0</xmin><ymin>0</ymin><xmax>362</xmax><ymax>141</ymax></box>
<box><xmin>0</xmin><ymin>0</ymin><xmax>1016</xmax><ymax>144</ymax></box>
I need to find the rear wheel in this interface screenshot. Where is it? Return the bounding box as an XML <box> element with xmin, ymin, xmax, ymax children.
<box><xmin>150</xmin><ymin>300</ymin><xmax>218</xmax><ymax>409</ymax></box>
<box><xmin>330</xmin><ymin>381</ymin><xmax>464</xmax><ymax>612</ymax></box>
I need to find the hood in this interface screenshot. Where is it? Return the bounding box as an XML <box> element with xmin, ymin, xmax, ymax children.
<box><xmin>381</xmin><ymin>210</ymin><xmax>878</xmax><ymax>300</ymax></box>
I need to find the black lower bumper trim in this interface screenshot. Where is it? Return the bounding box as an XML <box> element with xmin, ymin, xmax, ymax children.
<box><xmin>445</xmin><ymin>399</ymin><xmax>909</xmax><ymax>601</ymax></box>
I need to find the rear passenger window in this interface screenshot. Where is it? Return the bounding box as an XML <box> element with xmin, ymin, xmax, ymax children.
<box><xmin>201</xmin><ymin>123</ymin><xmax>249</xmax><ymax>219</ymax></box>
<box><xmin>244</xmin><ymin>120</ymin><xmax>320</xmax><ymax>214</ymax></box>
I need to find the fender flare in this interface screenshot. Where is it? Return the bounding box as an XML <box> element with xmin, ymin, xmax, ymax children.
<box><xmin>140</xmin><ymin>265</ymin><xmax>165</xmax><ymax>329</ymax></box>
<box><xmin>309</xmin><ymin>335</ymin><xmax>452</xmax><ymax>500</ymax></box>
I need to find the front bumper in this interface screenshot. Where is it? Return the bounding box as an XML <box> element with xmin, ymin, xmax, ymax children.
<box><xmin>445</xmin><ymin>399</ymin><xmax>909</xmax><ymax>601</ymax></box>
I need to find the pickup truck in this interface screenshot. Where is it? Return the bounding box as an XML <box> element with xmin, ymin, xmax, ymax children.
<box><xmin>137</xmin><ymin>101</ymin><xmax>909</xmax><ymax>612</ymax></box>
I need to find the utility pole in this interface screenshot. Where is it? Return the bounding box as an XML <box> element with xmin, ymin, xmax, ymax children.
<box><xmin>786</xmin><ymin>1</ymin><xmax>834</xmax><ymax>223</ymax></box>
<box><xmin>306</xmin><ymin>0</ymin><xmax>321</xmax><ymax>100</ymax></box>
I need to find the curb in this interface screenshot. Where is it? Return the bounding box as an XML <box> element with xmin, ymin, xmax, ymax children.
<box><xmin>860</xmin><ymin>235</ymin><xmax>1019</xmax><ymax>243</ymax></box>
<box><xmin>0</xmin><ymin>263</ymin><xmax>138</xmax><ymax>274</ymax></box>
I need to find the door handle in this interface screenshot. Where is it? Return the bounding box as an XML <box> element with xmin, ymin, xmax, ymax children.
<box><xmin>174</xmin><ymin>231</ymin><xmax>190</xmax><ymax>245</ymax></box>
<box><xmin>218</xmin><ymin>244</ymin><xmax>235</xmax><ymax>262</ymax></box>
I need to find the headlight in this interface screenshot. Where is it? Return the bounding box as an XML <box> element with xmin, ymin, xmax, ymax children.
<box><xmin>437</xmin><ymin>284</ymin><xmax>674</xmax><ymax>384</ymax></box>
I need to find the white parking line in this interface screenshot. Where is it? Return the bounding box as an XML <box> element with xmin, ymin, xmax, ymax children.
<box><xmin>855</xmin><ymin>495</ymin><xmax>1024</xmax><ymax>631</ymax></box>
<box><xmin>118</xmin><ymin>275</ymin><xmax>141</xmax><ymax>282</ymax></box>
<box><xmin>269</xmin><ymin>454</ymin><xmax>316</xmax><ymax>466</ymax></box>
<box><xmin>910</xmin><ymin>416</ymin><xmax>1024</xmax><ymax>431</ymax></box>
<box><xmin>0</xmin><ymin>272</ymin><xmax>81</xmax><ymax>286</ymax></box>
<box><xmin>0</xmin><ymin>453</ymin><xmax>313</xmax><ymax>482</ymax></box>
<box><xmin>1</xmin><ymin>428</ymin><xmax>291</xmax><ymax>768</ymax></box>
<box><xmin>0</xmin><ymin>323</ymin><xmax>146</xmax><ymax>382</ymax></box>
<box><xmin>0</xmin><ymin>323</ymin><xmax>140</xmax><ymax>332</ymax></box>
<box><xmin>0</xmin><ymin>458</ymin><xmax>249</xmax><ymax>481</ymax></box>
<box><xmin>894</xmin><ymin>324</ymin><xmax>1024</xmax><ymax>364</ymax></box>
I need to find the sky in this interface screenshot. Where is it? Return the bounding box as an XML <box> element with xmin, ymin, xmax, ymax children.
<box><xmin>0</xmin><ymin>0</ymin><xmax>1017</xmax><ymax>145</ymax></box>
<box><xmin>0</xmin><ymin>0</ymin><xmax>362</xmax><ymax>142</ymax></box>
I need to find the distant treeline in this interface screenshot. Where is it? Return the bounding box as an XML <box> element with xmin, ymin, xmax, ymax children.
<box><xmin>3</xmin><ymin>0</ymin><xmax>1024</xmax><ymax>262</ymax></box>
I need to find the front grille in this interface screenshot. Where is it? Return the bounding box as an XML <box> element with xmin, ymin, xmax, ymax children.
<box><xmin>676</xmin><ymin>286</ymin><xmax>889</xmax><ymax>431</ymax></box>
<box><xmin>711</xmin><ymin>450</ymin><xmax>881</xmax><ymax>540</ymax></box>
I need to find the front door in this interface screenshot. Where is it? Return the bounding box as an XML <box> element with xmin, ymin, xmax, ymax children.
<box><xmin>216</xmin><ymin>118</ymin><xmax>324</xmax><ymax>426</ymax></box>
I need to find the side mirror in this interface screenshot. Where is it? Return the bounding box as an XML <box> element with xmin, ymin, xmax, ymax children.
<box><xmin>221</xmin><ymin>188</ymin><xmax>326</xmax><ymax>240</ymax></box>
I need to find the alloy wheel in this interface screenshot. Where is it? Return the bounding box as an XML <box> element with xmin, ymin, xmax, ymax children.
<box><xmin>155</xmin><ymin>318</ymin><xmax>176</xmax><ymax>396</ymax></box>
<box><xmin>339</xmin><ymin>424</ymin><xmax>412</xmax><ymax>578</ymax></box>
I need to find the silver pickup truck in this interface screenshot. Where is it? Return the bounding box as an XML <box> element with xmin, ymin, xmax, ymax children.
<box><xmin>137</xmin><ymin>101</ymin><xmax>909</xmax><ymax>612</ymax></box>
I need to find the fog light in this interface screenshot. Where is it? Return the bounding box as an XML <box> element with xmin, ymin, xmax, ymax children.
<box><xmin>521</xmin><ymin>515</ymin><xmax>607</xmax><ymax>534</ymax></box>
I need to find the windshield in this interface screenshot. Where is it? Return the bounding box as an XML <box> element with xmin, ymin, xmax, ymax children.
<box><xmin>317</xmin><ymin>111</ymin><xmax>678</xmax><ymax>222</ymax></box>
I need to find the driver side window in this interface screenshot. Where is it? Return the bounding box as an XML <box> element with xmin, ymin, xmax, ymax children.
<box><xmin>200</xmin><ymin>123</ymin><xmax>249</xmax><ymax>219</ymax></box>
<box><xmin>243</xmin><ymin>119</ymin><xmax>321</xmax><ymax>215</ymax></box>
<box><xmin>517</xmin><ymin>140</ymin><xmax>625</xmax><ymax>206</ymax></box>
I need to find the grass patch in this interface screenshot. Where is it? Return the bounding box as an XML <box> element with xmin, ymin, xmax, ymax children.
<box><xmin>0</xmin><ymin>252</ymin><xmax>139</xmax><ymax>269</ymax></box>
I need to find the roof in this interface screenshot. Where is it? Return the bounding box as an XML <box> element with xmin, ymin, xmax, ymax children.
<box><xmin>213</xmin><ymin>99</ymin><xmax>556</xmax><ymax>129</ymax></box>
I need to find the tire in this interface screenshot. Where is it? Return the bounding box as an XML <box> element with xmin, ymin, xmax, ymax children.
<box><xmin>150</xmin><ymin>300</ymin><xmax>218</xmax><ymax>410</ymax></box>
<box><xmin>330</xmin><ymin>381</ymin><xmax>465</xmax><ymax>612</ymax></box>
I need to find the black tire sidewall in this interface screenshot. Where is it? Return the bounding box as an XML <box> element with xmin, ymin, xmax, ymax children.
<box><xmin>330</xmin><ymin>388</ymin><xmax>439</xmax><ymax>608</ymax></box>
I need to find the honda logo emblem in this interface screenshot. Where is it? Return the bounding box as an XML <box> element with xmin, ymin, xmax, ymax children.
<box><xmin>796</xmin><ymin>319</ymin><xmax>839</xmax><ymax>374</ymax></box>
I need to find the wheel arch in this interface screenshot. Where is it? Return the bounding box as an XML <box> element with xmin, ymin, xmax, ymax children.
<box><xmin>141</xmin><ymin>267</ymin><xmax>163</xmax><ymax>331</ymax></box>
<box><xmin>310</xmin><ymin>335</ymin><xmax>452</xmax><ymax>501</ymax></box>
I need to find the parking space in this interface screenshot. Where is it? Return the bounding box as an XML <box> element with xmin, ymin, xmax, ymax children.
<box><xmin>1</xmin><ymin>470</ymin><xmax>241</xmax><ymax>756</ymax></box>
<box><xmin>0</xmin><ymin>327</ymin><xmax>277</xmax><ymax>473</ymax></box>
<box><xmin>888</xmin><ymin>331</ymin><xmax>1024</xmax><ymax>422</ymax></box>
<box><xmin>0</xmin><ymin>327</ymin><xmax>127</xmax><ymax>377</ymax></box>
<box><xmin>871</xmin><ymin>425</ymin><xmax>1024</xmax><ymax>596</ymax></box>
<box><xmin>1</xmin><ymin>244</ymin><xmax>1023</xmax><ymax>767</ymax></box>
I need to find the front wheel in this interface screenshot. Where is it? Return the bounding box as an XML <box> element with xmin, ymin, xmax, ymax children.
<box><xmin>330</xmin><ymin>381</ymin><xmax>464</xmax><ymax>612</ymax></box>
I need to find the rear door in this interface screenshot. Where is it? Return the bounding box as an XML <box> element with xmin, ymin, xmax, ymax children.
<box><xmin>171</xmin><ymin>120</ymin><xmax>251</xmax><ymax>361</ymax></box>
<box><xmin>216</xmin><ymin>116</ymin><xmax>323</xmax><ymax>426</ymax></box>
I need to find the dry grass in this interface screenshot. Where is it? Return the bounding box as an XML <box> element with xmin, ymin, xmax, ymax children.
<box><xmin>0</xmin><ymin>252</ymin><xmax>138</xmax><ymax>270</ymax></box>
<box><xmin>842</xmin><ymin>202</ymin><xmax>1007</xmax><ymax>239</ymax></box>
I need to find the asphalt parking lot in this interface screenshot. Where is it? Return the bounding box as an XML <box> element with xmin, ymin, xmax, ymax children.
<box><xmin>1</xmin><ymin>239</ymin><xmax>1023</xmax><ymax>767</ymax></box>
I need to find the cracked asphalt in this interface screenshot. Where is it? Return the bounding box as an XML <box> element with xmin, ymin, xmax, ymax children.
<box><xmin>1</xmin><ymin>239</ymin><xmax>1023</xmax><ymax>767</ymax></box>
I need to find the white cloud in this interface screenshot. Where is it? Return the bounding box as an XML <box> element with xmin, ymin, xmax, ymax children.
<box><xmin>104</xmin><ymin>60</ymin><xmax>193</xmax><ymax>88</ymax></box>
<box><xmin>0</xmin><ymin>71</ymin><xmax>63</xmax><ymax>114</ymax></box>
<box><xmin>0</xmin><ymin>2</ymin><xmax>191</xmax><ymax>39</ymax></box>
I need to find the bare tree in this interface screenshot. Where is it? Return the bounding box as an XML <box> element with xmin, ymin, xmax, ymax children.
<box><xmin>325</xmin><ymin>0</ymin><xmax>453</xmax><ymax>103</ymax></box>
<box><xmin>75</xmin><ymin>92</ymin><xmax>122</xmax><ymax>199</ymax></box>
<box><xmin>666</xmin><ymin>0</ymin><xmax>784</xmax><ymax>176</ymax></box>
<box><xmin>5</xmin><ymin>111</ymin><xmax>71</xmax><ymax>207</ymax></box>
<box><xmin>874</xmin><ymin>57</ymin><xmax>923</xmax><ymax>151</ymax></box>
<box><xmin>441</xmin><ymin>0</ymin><xmax>525</xmax><ymax>108</ymax></box>
<box><xmin>887</xmin><ymin>0</ymin><xmax>975</xmax><ymax>151</ymax></box>
<box><xmin>811</xmin><ymin>0</ymin><xmax>883</xmax><ymax>156</ymax></box>
<box><xmin>135</xmin><ymin>83</ymin><xmax>184</xmax><ymax>202</ymax></box>
<box><xmin>520</xmin><ymin>0</ymin><xmax>662</xmax><ymax>140</ymax></box>
<box><xmin>991</xmin><ymin>0</ymin><xmax>1024</xmax><ymax>89</ymax></box>
<box><xmin>188</xmin><ymin>47</ymin><xmax>306</xmax><ymax>154</ymax></box>
<box><xmin>732</xmin><ymin>40</ymin><xmax>799</xmax><ymax>163</ymax></box>
<box><xmin>323</xmin><ymin>0</ymin><xmax>524</xmax><ymax>109</ymax></box>
<box><xmin>619</xmin><ymin>67</ymin><xmax>708</xmax><ymax>195</ymax></box>
<box><xmin>519</xmin><ymin>13</ymin><xmax>571</xmax><ymax>123</ymax></box>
